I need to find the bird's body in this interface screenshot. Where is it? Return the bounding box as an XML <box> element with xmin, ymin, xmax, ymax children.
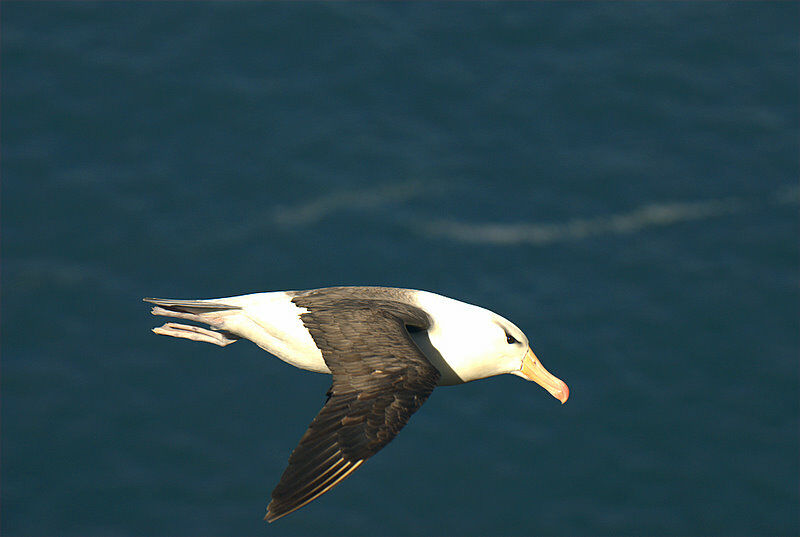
<box><xmin>145</xmin><ymin>286</ymin><xmax>568</xmax><ymax>522</ymax></box>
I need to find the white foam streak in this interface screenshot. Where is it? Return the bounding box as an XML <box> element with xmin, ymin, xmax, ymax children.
<box><xmin>423</xmin><ymin>189</ymin><xmax>796</xmax><ymax>246</ymax></box>
<box><xmin>272</xmin><ymin>181</ymin><xmax>423</xmax><ymax>226</ymax></box>
<box><xmin>206</xmin><ymin>181</ymin><xmax>425</xmax><ymax>243</ymax></box>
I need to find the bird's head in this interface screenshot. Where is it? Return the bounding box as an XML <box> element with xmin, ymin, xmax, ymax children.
<box><xmin>487</xmin><ymin>316</ymin><xmax>569</xmax><ymax>404</ymax></box>
<box><xmin>414</xmin><ymin>291</ymin><xmax>569</xmax><ymax>403</ymax></box>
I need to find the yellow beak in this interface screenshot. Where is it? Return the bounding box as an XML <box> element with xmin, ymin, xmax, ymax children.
<box><xmin>518</xmin><ymin>347</ymin><xmax>569</xmax><ymax>404</ymax></box>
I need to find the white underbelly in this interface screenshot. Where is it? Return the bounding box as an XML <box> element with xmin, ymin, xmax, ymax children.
<box><xmin>217</xmin><ymin>292</ymin><xmax>330</xmax><ymax>374</ymax></box>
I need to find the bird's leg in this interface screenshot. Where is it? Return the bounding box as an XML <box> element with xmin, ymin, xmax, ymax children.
<box><xmin>152</xmin><ymin>322</ymin><xmax>239</xmax><ymax>347</ymax></box>
<box><xmin>149</xmin><ymin>305</ymin><xmax>228</xmax><ymax>324</ymax></box>
<box><xmin>149</xmin><ymin>305</ymin><xmax>239</xmax><ymax>346</ymax></box>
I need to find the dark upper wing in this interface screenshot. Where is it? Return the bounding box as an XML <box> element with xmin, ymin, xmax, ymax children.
<box><xmin>265</xmin><ymin>295</ymin><xmax>441</xmax><ymax>522</ymax></box>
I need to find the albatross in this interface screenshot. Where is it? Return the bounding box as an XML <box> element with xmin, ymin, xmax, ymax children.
<box><xmin>144</xmin><ymin>286</ymin><xmax>568</xmax><ymax>522</ymax></box>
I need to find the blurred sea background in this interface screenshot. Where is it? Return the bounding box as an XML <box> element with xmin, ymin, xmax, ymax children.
<box><xmin>2</xmin><ymin>3</ymin><xmax>798</xmax><ymax>536</ymax></box>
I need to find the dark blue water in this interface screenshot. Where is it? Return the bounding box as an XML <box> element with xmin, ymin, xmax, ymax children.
<box><xmin>3</xmin><ymin>3</ymin><xmax>798</xmax><ymax>536</ymax></box>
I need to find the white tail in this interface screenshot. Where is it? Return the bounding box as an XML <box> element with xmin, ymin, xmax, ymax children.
<box><xmin>143</xmin><ymin>293</ymin><xmax>329</xmax><ymax>373</ymax></box>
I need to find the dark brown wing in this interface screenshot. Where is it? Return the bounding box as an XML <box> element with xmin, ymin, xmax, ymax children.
<box><xmin>265</xmin><ymin>294</ymin><xmax>440</xmax><ymax>522</ymax></box>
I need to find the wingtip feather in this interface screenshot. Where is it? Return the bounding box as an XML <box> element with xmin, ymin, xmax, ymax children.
<box><xmin>264</xmin><ymin>460</ymin><xmax>363</xmax><ymax>523</ymax></box>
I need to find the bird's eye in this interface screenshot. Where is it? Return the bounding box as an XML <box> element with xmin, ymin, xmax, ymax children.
<box><xmin>505</xmin><ymin>332</ymin><xmax>518</xmax><ymax>345</ymax></box>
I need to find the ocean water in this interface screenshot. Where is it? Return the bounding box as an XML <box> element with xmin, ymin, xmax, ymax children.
<box><xmin>2</xmin><ymin>3</ymin><xmax>798</xmax><ymax>536</ymax></box>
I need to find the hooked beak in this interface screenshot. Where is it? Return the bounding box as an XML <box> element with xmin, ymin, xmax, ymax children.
<box><xmin>514</xmin><ymin>347</ymin><xmax>569</xmax><ymax>404</ymax></box>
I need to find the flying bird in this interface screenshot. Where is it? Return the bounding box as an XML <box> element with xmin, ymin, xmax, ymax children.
<box><xmin>144</xmin><ymin>286</ymin><xmax>568</xmax><ymax>522</ymax></box>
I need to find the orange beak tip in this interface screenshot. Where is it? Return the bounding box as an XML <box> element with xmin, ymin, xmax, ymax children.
<box><xmin>520</xmin><ymin>347</ymin><xmax>569</xmax><ymax>404</ymax></box>
<box><xmin>559</xmin><ymin>382</ymin><xmax>570</xmax><ymax>404</ymax></box>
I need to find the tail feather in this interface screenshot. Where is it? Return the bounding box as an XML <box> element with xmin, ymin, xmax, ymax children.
<box><xmin>143</xmin><ymin>297</ymin><xmax>241</xmax><ymax>315</ymax></box>
<box><xmin>144</xmin><ymin>293</ymin><xmax>283</xmax><ymax>353</ymax></box>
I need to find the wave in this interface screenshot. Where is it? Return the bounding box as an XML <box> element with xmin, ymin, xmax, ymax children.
<box><xmin>419</xmin><ymin>186</ymin><xmax>798</xmax><ymax>246</ymax></box>
<box><xmin>272</xmin><ymin>181</ymin><xmax>425</xmax><ymax>227</ymax></box>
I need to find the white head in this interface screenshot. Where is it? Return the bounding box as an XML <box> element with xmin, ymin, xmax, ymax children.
<box><xmin>412</xmin><ymin>291</ymin><xmax>569</xmax><ymax>403</ymax></box>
